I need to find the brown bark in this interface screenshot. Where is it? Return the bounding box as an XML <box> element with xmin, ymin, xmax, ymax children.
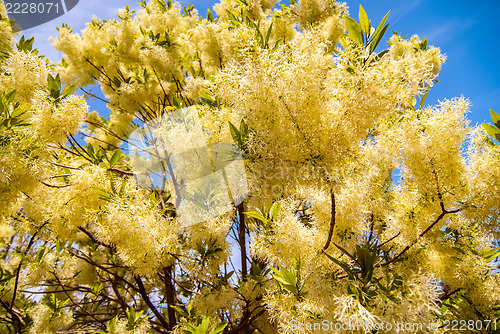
<box><xmin>237</xmin><ymin>202</ymin><xmax>247</xmax><ymax>280</ymax></box>
<box><xmin>163</xmin><ymin>265</ymin><xmax>177</xmax><ymax>330</ymax></box>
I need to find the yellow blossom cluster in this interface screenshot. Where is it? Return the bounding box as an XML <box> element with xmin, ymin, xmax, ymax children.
<box><xmin>0</xmin><ymin>0</ymin><xmax>499</xmax><ymax>332</ymax></box>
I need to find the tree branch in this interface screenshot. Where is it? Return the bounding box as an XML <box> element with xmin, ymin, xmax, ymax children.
<box><xmin>439</xmin><ymin>287</ymin><xmax>461</xmax><ymax>301</ymax></box>
<box><xmin>0</xmin><ymin>298</ymin><xmax>22</xmax><ymax>333</ymax></box>
<box><xmin>237</xmin><ymin>202</ymin><xmax>248</xmax><ymax>280</ymax></box>
<box><xmin>134</xmin><ymin>275</ymin><xmax>170</xmax><ymax>330</ymax></box>
<box><xmin>323</xmin><ymin>189</ymin><xmax>336</xmax><ymax>251</ymax></box>
<box><xmin>162</xmin><ymin>266</ymin><xmax>177</xmax><ymax>330</ymax></box>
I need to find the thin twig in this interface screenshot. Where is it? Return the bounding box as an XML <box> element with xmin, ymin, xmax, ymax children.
<box><xmin>11</xmin><ymin>222</ymin><xmax>49</xmax><ymax>309</ymax></box>
<box><xmin>79</xmin><ymin>87</ymin><xmax>109</xmax><ymax>103</ymax></box>
<box><xmin>50</xmin><ymin>162</ymin><xmax>79</xmax><ymax>170</ymax></box>
<box><xmin>40</xmin><ymin>181</ymin><xmax>72</xmax><ymax>188</ymax></box>
<box><xmin>107</xmin><ymin>168</ymin><xmax>134</xmax><ymax>176</ymax></box>
<box><xmin>380</xmin><ymin>207</ymin><xmax>460</xmax><ymax>267</ymax></box>
<box><xmin>378</xmin><ymin>232</ymin><xmax>401</xmax><ymax>248</ymax></box>
<box><xmin>77</xmin><ymin>226</ymin><xmax>116</xmax><ymax>250</ymax></box>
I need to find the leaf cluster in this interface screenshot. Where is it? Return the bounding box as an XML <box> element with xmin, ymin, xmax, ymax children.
<box><xmin>0</xmin><ymin>90</ymin><xmax>31</xmax><ymax>133</ymax></box>
<box><xmin>343</xmin><ymin>5</ymin><xmax>389</xmax><ymax>54</ymax></box>
<box><xmin>483</xmin><ymin>109</ymin><xmax>500</xmax><ymax>141</ymax></box>
<box><xmin>269</xmin><ymin>257</ymin><xmax>307</xmax><ymax>301</ymax></box>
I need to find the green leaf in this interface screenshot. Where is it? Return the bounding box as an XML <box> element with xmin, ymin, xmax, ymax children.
<box><xmin>5</xmin><ymin>90</ymin><xmax>16</xmax><ymax>102</ymax></box>
<box><xmin>253</xmin><ymin>21</ymin><xmax>265</xmax><ymax>47</ymax></box>
<box><xmin>107</xmin><ymin>317</ymin><xmax>117</xmax><ymax>332</ymax></box>
<box><xmin>265</xmin><ymin>22</ymin><xmax>273</xmax><ymax>47</ymax></box>
<box><xmin>229</xmin><ymin>121</ymin><xmax>243</xmax><ymax>148</ymax></box>
<box><xmin>270</xmin><ymin>266</ymin><xmax>297</xmax><ymax>289</ymax></box>
<box><xmin>356</xmin><ymin>245</ymin><xmax>365</xmax><ymax>268</ymax></box>
<box><xmin>269</xmin><ymin>201</ymin><xmax>281</xmax><ymax>221</ymax></box>
<box><xmin>56</xmin><ymin>240</ymin><xmax>66</xmax><ymax>253</ymax></box>
<box><xmin>35</xmin><ymin>247</ymin><xmax>46</xmax><ymax>262</ymax></box>
<box><xmin>324</xmin><ymin>252</ymin><xmax>356</xmax><ymax>279</ymax></box>
<box><xmin>95</xmin><ymin>189</ymin><xmax>113</xmax><ymax>202</ymax></box>
<box><xmin>126</xmin><ymin>307</ymin><xmax>145</xmax><ymax>330</ymax></box>
<box><xmin>199</xmin><ymin>91</ymin><xmax>215</xmax><ymax>103</ymax></box>
<box><xmin>183</xmin><ymin>323</ymin><xmax>197</xmax><ymax>334</ymax></box>
<box><xmin>24</xmin><ymin>36</ymin><xmax>34</xmax><ymax>51</ymax></box>
<box><xmin>225</xmin><ymin>10</ymin><xmax>241</xmax><ymax>27</ymax></box>
<box><xmin>274</xmin><ymin>275</ymin><xmax>298</xmax><ymax>294</ymax></box>
<box><xmin>358</xmin><ymin>245</ymin><xmax>375</xmax><ymax>284</ymax></box>
<box><xmin>370</xmin><ymin>24</ymin><xmax>388</xmax><ymax>54</ymax></box>
<box><xmin>86</xmin><ymin>143</ymin><xmax>96</xmax><ymax>160</ymax></box>
<box><xmin>420</xmin><ymin>38</ymin><xmax>427</xmax><ymax>50</ymax></box>
<box><xmin>347</xmin><ymin>282</ymin><xmax>360</xmax><ymax>299</ymax></box>
<box><xmin>332</xmin><ymin>242</ymin><xmax>359</xmax><ymax>265</ymax></box>
<box><xmin>172</xmin><ymin>94</ymin><xmax>182</xmax><ymax>108</ymax></box>
<box><xmin>157</xmin><ymin>0</ymin><xmax>167</xmax><ymax>13</ymax></box>
<box><xmin>90</xmin><ymin>284</ymin><xmax>103</xmax><ymax>296</ymax></box>
<box><xmin>292</xmin><ymin>256</ymin><xmax>300</xmax><ymax>272</ymax></box>
<box><xmin>0</xmin><ymin>93</ymin><xmax>8</xmax><ymax>115</ymax></box>
<box><xmin>271</xmin><ymin>38</ymin><xmax>282</xmax><ymax>52</ymax></box>
<box><xmin>112</xmin><ymin>76</ymin><xmax>122</xmax><ymax>88</ymax></box>
<box><xmin>244</xmin><ymin>210</ymin><xmax>269</xmax><ymax>224</ymax></box>
<box><xmin>108</xmin><ymin>150</ymin><xmax>123</xmax><ymax>167</ymax></box>
<box><xmin>0</xmin><ymin>268</ymin><xmax>15</xmax><ymax>286</ymax></box>
<box><xmin>369</xmin><ymin>11</ymin><xmax>390</xmax><ymax>53</ymax></box>
<box><xmin>490</xmin><ymin>109</ymin><xmax>500</xmax><ymax>129</ymax></box>
<box><xmin>210</xmin><ymin>322</ymin><xmax>228</xmax><ymax>334</ymax></box>
<box><xmin>207</xmin><ymin>8</ymin><xmax>214</xmax><ymax>22</ymax></box>
<box><xmin>10</xmin><ymin>103</ymin><xmax>29</xmax><ymax>118</ymax></box>
<box><xmin>483</xmin><ymin>246</ymin><xmax>500</xmax><ymax>262</ymax></box>
<box><xmin>483</xmin><ymin>124</ymin><xmax>500</xmax><ymax>141</ymax></box>
<box><xmin>250</xmin><ymin>261</ymin><xmax>263</xmax><ymax>276</ymax></box>
<box><xmin>47</xmin><ymin>74</ymin><xmax>61</xmax><ymax>99</ymax></box>
<box><xmin>303</xmin><ymin>309</ymin><xmax>322</xmax><ymax>320</ymax></box>
<box><xmin>109</xmin><ymin>37</ymin><xmax>118</xmax><ymax>48</ymax></box>
<box><xmin>358</xmin><ymin>5</ymin><xmax>370</xmax><ymax>37</ymax></box>
<box><xmin>61</xmin><ymin>84</ymin><xmax>77</xmax><ymax>99</ymax></box>
<box><xmin>54</xmin><ymin>74</ymin><xmax>61</xmax><ymax>92</ymax></box>
<box><xmin>345</xmin><ymin>17</ymin><xmax>363</xmax><ymax>46</ymax></box>
<box><xmin>222</xmin><ymin>270</ymin><xmax>234</xmax><ymax>281</ymax></box>
<box><xmin>172</xmin><ymin>305</ymin><xmax>189</xmax><ymax>318</ymax></box>
<box><xmin>10</xmin><ymin>122</ymin><xmax>32</xmax><ymax>130</ymax></box>
<box><xmin>199</xmin><ymin>314</ymin><xmax>210</xmax><ymax>333</ymax></box>
<box><xmin>419</xmin><ymin>87</ymin><xmax>430</xmax><ymax>110</ymax></box>
<box><xmin>17</xmin><ymin>36</ymin><xmax>34</xmax><ymax>52</ymax></box>
<box><xmin>239</xmin><ymin>119</ymin><xmax>248</xmax><ymax>140</ymax></box>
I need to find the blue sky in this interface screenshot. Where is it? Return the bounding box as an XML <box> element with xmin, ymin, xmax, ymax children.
<box><xmin>20</xmin><ymin>0</ymin><xmax>500</xmax><ymax>127</ymax></box>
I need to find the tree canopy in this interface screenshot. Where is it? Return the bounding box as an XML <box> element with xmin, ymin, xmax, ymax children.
<box><xmin>0</xmin><ymin>0</ymin><xmax>500</xmax><ymax>333</ymax></box>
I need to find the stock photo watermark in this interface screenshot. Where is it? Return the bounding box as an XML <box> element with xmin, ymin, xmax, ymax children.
<box><xmin>3</xmin><ymin>0</ymin><xmax>79</xmax><ymax>32</ymax></box>
<box><xmin>128</xmin><ymin>107</ymin><xmax>248</xmax><ymax>227</ymax></box>
<box><xmin>250</xmin><ymin>164</ymin><xmax>333</xmax><ymax>198</ymax></box>
<box><xmin>288</xmin><ymin>318</ymin><xmax>498</xmax><ymax>332</ymax></box>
